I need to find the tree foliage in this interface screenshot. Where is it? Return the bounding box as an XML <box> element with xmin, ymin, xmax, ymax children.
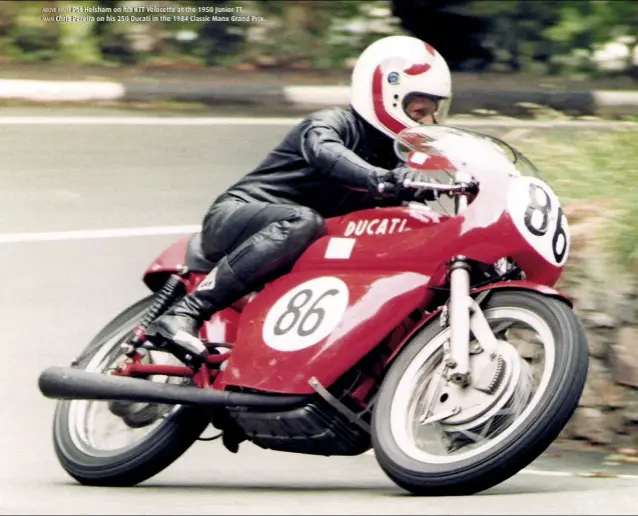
<box><xmin>392</xmin><ymin>0</ymin><xmax>638</xmax><ymax>75</ymax></box>
<box><xmin>0</xmin><ymin>0</ymin><xmax>635</xmax><ymax>76</ymax></box>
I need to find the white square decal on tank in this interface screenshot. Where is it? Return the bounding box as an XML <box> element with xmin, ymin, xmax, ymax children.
<box><xmin>324</xmin><ymin>237</ymin><xmax>356</xmax><ymax>259</ymax></box>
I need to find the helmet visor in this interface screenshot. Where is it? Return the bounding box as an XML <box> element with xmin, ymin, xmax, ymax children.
<box><xmin>402</xmin><ymin>92</ymin><xmax>452</xmax><ymax>125</ymax></box>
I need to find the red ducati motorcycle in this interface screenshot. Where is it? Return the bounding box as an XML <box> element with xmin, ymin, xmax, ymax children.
<box><xmin>39</xmin><ymin>125</ymin><xmax>588</xmax><ymax>496</ymax></box>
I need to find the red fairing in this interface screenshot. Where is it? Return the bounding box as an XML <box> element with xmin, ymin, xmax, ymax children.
<box><xmin>214</xmin><ymin>271</ymin><xmax>433</xmax><ymax>394</ymax></box>
<box><xmin>132</xmin><ymin>127</ymin><xmax>571</xmax><ymax>398</ymax></box>
<box><xmin>297</xmin><ymin>206</ymin><xmax>561</xmax><ymax>288</ymax></box>
<box><xmin>213</xmin><ymin>158</ymin><xmax>568</xmax><ymax>393</ymax></box>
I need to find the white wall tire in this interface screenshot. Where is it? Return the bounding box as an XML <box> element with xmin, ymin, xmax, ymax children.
<box><xmin>52</xmin><ymin>296</ymin><xmax>211</xmax><ymax>487</ymax></box>
<box><xmin>371</xmin><ymin>291</ymin><xmax>588</xmax><ymax>496</ymax></box>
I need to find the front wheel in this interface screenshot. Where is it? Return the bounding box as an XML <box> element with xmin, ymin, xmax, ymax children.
<box><xmin>52</xmin><ymin>295</ymin><xmax>212</xmax><ymax>487</ymax></box>
<box><xmin>372</xmin><ymin>290</ymin><xmax>588</xmax><ymax>496</ymax></box>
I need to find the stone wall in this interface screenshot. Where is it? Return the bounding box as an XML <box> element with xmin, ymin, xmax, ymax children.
<box><xmin>556</xmin><ymin>202</ymin><xmax>638</xmax><ymax>448</ymax></box>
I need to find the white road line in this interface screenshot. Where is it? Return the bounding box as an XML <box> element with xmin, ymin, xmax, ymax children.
<box><xmin>0</xmin><ymin>114</ymin><xmax>633</xmax><ymax>245</ymax></box>
<box><xmin>0</xmin><ymin>225</ymin><xmax>201</xmax><ymax>243</ymax></box>
<box><xmin>0</xmin><ymin>116</ymin><xmax>634</xmax><ymax>128</ymax></box>
<box><xmin>362</xmin><ymin>449</ymin><xmax>638</xmax><ymax>479</ymax></box>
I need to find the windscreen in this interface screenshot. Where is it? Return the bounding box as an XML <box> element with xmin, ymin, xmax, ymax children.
<box><xmin>394</xmin><ymin>125</ymin><xmax>544</xmax><ymax>180</ymax></box>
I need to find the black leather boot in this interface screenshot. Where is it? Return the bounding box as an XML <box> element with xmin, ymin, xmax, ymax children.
<box><xmin>145</xmin><ymin>257</ymin><xmax>247</xmax><ymax>362</ymax></box>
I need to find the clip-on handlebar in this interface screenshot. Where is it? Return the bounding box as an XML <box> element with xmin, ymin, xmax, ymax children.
<box><xmin>377</xmin><ymin>178</ymin><xmax>479</xmax><ymax>214</ymax></box>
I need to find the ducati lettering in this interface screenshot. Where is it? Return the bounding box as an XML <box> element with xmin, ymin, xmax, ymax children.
<box><xmin>376</xmin><ymin>219</ymin><xmax>389</xmax><ymax>234</ymax></box>
<box><xmin>389</xmin><ymin>218</ymin><xmax>401</xmax><ymax>233</ymax></box>
<box><xmin>344</xmin><ymin>217</ymin><xmax>410</xmax><ymax>237</ymax></box>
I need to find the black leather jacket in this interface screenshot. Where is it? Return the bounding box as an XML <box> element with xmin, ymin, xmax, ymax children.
<box><xmin>216</xmin><ymin>106</ymin><xmax>403</xmax><ymax>218</ymax></box>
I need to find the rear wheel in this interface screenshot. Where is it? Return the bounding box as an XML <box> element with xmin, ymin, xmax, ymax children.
<box><xmin>52</xmin><ymin>295</ymin><xmax>212</xmax><ymax>487</ymax></box>
<box><xmin>372</xmin><ymin>291</ymin><xmax>588</xmax><ymax>496</ymax></box>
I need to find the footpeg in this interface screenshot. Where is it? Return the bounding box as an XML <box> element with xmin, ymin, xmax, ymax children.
<box><xmin>146</xmin><ymin>330</ymin><xmax>209</xmax><ymax>367</ymax></box>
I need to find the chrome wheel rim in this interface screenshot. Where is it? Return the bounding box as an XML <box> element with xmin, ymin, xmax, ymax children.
<box><xmin>389</xmin><ymin>307</ymin><xmax>556</xmax><ymax>464</ymax></box>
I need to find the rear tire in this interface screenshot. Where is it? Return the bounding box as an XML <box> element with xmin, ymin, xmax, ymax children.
<box><xmin>371</xmin><ymin>291</ymin><xmax>588</xmax><ymax>496</ymax></box>
<box><xmin>52</xmin><ymin>295</ymin><xmax>212</xmax><ymax>487</ymax></box>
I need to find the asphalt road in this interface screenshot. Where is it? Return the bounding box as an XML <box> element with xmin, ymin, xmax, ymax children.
<box><xmin>1</xmin><ymin>110</ymin><xmax>638</xmax><ymax>514</ymax></box>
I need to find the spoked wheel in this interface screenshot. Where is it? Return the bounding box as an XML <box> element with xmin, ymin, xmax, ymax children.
<box><xmin>371</xmin><ymin>291</ymin><xmax>588</xmax><ymax>496</ymax></box>
<box><xmin>52</xmin><ymin>296</ymin><xmax>212</xmax><ymax>487</ymax></box>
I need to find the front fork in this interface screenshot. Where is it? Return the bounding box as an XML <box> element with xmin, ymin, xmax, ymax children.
<box><xmin>441</xmin><ymin>180</ymin><xmax>500</xmax><ymax>388</ymax></box>
<box><xmin>445</xmin><ymin>258</ymin><xmax>473</xmax><ymax>386</ymax></box>
<box><xmin>443</xmin><ymin>256</ymin><xmax>503</xmax><ymax>388</ymax></box>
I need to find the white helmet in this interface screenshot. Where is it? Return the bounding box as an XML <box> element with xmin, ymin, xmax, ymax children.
<box><xmin>350</xmin><ymin>35</ymin><xmax>452</xmax><ymax>139</ymax></box>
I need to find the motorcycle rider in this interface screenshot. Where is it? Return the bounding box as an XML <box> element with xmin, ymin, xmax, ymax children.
<box><xmin>146</xmin><ymin>35</ymin><xmax>453</xmax><ymax>362</ymax></box>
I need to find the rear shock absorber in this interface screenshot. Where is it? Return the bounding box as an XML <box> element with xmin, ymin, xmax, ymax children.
<box><xmin>125</xmin><ymin>273</ymin><xmax>188</xmax><ymax>353</ymax></box>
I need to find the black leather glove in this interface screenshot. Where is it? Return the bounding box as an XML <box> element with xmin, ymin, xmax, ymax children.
<box><xmin>369</xmin><ymin>168</ymin><xmax>401</xmax><ymax>199</ymax></box>
<box><xmin>372</xmin><ymin>166</ymin><xmax>441</xmax><ymax>203</ymax></box>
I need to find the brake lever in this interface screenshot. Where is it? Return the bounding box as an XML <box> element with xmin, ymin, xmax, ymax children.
<box><xmin>403</xmin><ymin>179</ymin><xmax>479</xmax><ymax>195</ymax></box>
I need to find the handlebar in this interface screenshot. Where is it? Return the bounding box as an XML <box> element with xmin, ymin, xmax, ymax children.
<box><xmin>403</xmin><ymin>179</ymin><xmax>476</xmax><ymax>193</ymax></box>
<box><xmin>377</xmin><ymin>179</ymin><xmax>479</xmax><ymax>196</ymax></box>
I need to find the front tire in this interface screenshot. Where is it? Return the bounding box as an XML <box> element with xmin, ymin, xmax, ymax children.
<box><xmin>52</xmin><ymin>295</ymin><xmax>212</xmax><ymax>487</ymax></box>
<box><xmin>371</xmin><ymin>290</ymin><xmax>588</xmax><ymax>496</ymax></box>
